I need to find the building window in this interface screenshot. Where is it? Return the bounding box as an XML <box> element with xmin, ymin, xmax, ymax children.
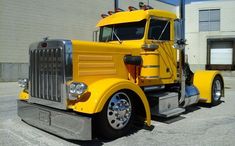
<box><xmin>199</xmin><ymin>9</ymin><xmax>220</xmax><ymax>31</ymax></box>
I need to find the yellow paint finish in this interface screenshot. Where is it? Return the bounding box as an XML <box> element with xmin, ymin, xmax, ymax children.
<box><xmin>68</xmin><ymin>78</ymin><xmax>151</xmax><ymax>126</ymax></box>
<box><xmin>140</xmin><ymin>52</ymin><xmax>160</xmax><ymax>78</ymax></box>
<box><xmin>137</xmin><ymin>17</ymin><xmax>177</xmax><ymax>86</ymax></box>
<box><xmin>97</xmin><ymin>9</ymin><xmax>176</xmax><ymax>27</ymax></box>
<box><xmin>19</xmin><ymin>90</ymin><xmax>29</xmax><ymax>100</ymax></box>
<box><xmin>138</xmin><ymin>42</ymin><xmax>177</xmax><ymax>86</ymax></box>
<box><xmin>71</xmin><ymin>40</ymin><xmax>138</xmax><ymax>85</ymax></box>
<box><xmin>193</xmin><ymin>70</ymin><xmax>222</xmax><ymax>103</ymax></box>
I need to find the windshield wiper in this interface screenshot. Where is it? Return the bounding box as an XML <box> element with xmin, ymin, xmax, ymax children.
<box><xmin>112</xmin><ymin>27</ymin><xmax>122</xmax><ymax>44</ymax></box>
<box><xmin>157</xmin><ymin>20</ymin><xmax>170</xmax><ymax>40</ymax></box>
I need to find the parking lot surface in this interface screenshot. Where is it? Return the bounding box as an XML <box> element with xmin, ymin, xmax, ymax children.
<box><xmin>0</xmin><ymin>77</ymin><xmax>235</xmax><ymax>146</ymax></box>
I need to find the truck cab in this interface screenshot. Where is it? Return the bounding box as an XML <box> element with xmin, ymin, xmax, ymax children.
<box><xmin>17</xmin><ymin>4</ymin><xmax>224</xmax><ymax>140</ymax></box>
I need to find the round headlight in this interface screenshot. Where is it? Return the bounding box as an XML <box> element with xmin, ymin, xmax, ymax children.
<box><xmin>69</xmin><ymin>83</ymin><xmax>77</xmax><ymax>94</ymax></box>
<box><xmin>18</xmin><ymin>78</ymin><xmax>29</xmax><ymax>89</ymax></box>
<box><xmin>75</xmin><ymin>83</ymin><xmax>87</xmax><ymax>95</ymax></box>
<box><xmin>68</xmin><ymin>82</ymin><xmax>88</xmax><ymax>100</ymax></box>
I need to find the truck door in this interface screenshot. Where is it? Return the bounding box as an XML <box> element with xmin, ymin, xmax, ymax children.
<box><xmin>148</xmin><ymin>18</ymin><xmax>177</xmax><ymax>80</ymax></box>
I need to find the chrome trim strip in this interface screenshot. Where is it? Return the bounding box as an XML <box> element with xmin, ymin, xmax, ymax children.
<box><xmin>142</xmin><ymin>65</ymin><xmax>160</xmax><ymax>68</ymax></box>
<box><xmin>140</xmin><ymin>76</ymin><xmax>160</xmax><ymax>79</ymax></box>
<box><xmin>18</xmin><ymin>100</ymin><xmax>92</xmax><ymax>140</ymax></box>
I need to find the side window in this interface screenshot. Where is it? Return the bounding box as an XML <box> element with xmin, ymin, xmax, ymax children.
<box><xmin>148</xmin><ymin>19</ymin><xmax>170</xmax><ymax>41</ymax></box>
<box><xmin>100</xmin><ymin>26</ymin><xmax>112</xmax><ymax>42</ymax></box>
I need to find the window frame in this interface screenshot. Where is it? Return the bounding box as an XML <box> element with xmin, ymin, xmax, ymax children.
<box><xmin>147</xmin><ymin>17</ymin><xmax>171</xmax><ymax>41</ymax></box>
<box><xmin>99</xmin><ymin>20</ymin><xmax>147</xmax><ymax>42</ymax></box>
<box><xmin>199</xmin><ymin>9</ymin><xmax>220</xmax><ymax>32</ymax></box>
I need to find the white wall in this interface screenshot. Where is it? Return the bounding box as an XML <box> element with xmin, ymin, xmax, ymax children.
<box><xmin>0</xmin><ymin>0</ymin><xmax>175</xmax><ymax>81</ymax></box>
<box><xmin>0</xmin><ymin>0</ymin><xmax>113</xmax><ymax>63</ymax></box>
<box><xmin>183</xmin><ymin>0</ymin><xmax>235</xmax><ymax>70</ymax></box>
<box><xmin>118</xmin><ymin>0</ymin><xmax>176</xmax><ymax>12</ymax></box>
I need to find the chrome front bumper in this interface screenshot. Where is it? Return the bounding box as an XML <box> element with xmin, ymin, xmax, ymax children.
<box><xmin>17</xmin><ymin>100</ymin><xmax>92</xmax><ymax>140</ymax></box>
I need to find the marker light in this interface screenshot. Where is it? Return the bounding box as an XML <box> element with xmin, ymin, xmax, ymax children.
<box><xmin>115</xmin><ymin>8</ymin><xmax>124</xmax><ymax>12</ymax></box>
<box><xmin>146</xmin><ymin>5</ymin><xmax>153</xmax><ymax>9</ymax></box>
<box><xmin>128</xmin><ymin>6</ymin><xmax>138</xmax><ymax>11</ymax></box>
<box><xmin>101</xmin><ymin>14</ymin><xmax>108</xmax><ymax>18</ymax></box>
<box><xmin>108</xmin><ymin>11</ymin><xmax>115</xmax><ymax>15</ymax></box>
<box><xmin>139</xmin><ymin>2</ymin><xmax>145</xmax><ymax>9</ymax></box>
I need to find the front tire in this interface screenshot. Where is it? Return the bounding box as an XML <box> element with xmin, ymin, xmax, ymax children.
<box><xmin>96</xmin><ymin>91</ymin><xmax>134</xmax><ymax>139</ymax></box>
<box><xmin>211</xmin><ymin>76</ymin><xmax>223</xmax><ymax>106</ymax></box>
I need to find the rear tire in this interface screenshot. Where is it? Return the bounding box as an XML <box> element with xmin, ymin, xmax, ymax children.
<box><xmin>211</xmin><ymin>76</ymin><xmax>223</xmax><ymax>106</ymax></box>
<box><xmin>95</xmin><ymin>91</ymin><xmax>135</xmax><ymax>139</ymax></box>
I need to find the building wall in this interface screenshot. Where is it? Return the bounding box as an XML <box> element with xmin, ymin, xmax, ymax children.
<box><xmin>184</xmin><ymin>0</ymin><xmax>235</xmax><ymax>71</ymax></box>
<box><xmin>0</xmin><ymin>0</ymin><xmax>175</xmax><ymax>81</ymax></box>
<box><xmin>118</xmin><ymin>0</ymin><xmax>176</xmax><ymax>13</ymax></box>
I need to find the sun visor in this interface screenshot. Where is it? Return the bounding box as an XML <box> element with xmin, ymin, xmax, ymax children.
<box><xmin>96</xmin><ymin>10</ymin><xmax>148</xmax><ymax>27</ymax></box>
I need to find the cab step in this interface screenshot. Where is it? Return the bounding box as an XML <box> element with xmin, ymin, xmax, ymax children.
<box><xmin>157</xmin><ymin>107</ymin><xmax>185</xmax><ymax>118</ymax></box>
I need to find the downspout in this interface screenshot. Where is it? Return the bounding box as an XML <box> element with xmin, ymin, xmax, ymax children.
<box><xmin>114</xmin><ymin>0</ymin><xmax>118</xmax><ymax>10</ymax></box>
<box><xmin>179</xmin><ymin>0</ymin><xmax>186</xmax><ymax>104</ymax></box>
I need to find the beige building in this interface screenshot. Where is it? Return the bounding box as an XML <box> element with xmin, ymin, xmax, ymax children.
<box><xmin>0</xmin><ymin>0</ymin><xmax>175</xmax><ymax>81</ymax></box>
<box><xmin>184</xmin><ymin>0</ymin><xmax>235</xmax><ymax>71</ymax></box>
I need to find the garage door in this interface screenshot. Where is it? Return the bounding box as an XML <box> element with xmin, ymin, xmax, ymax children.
<box><xmin>210</xmin><ymin>42</ymin><xmax>233</xmax><ymax>65</ymax></box>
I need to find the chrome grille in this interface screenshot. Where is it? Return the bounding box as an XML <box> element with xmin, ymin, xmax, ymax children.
<box><xmin>30</xmin><ymin>48</ymin><xmax>64</xmax><ymax>102</ymax></box>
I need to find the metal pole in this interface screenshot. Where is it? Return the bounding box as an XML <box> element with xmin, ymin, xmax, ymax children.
<box><xmin>179</xmin><ymin>0</ymin><xmax>186</xmax><ymax>104</ymax></box>
<box><xmin>180</xmin><ymin>0</ymin><xmax>185</xmax><ymax>68</ymax></box>
<box><xmin>114</xmin><ymin>0</ymin><xmax>118</xmax><ymax>10</ymax></box>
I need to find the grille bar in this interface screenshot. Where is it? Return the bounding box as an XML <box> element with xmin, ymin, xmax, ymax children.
<box><xmin>30</xmin><ymin>48</ymin><xmax>63</xmax><ymax>103</ymax></box>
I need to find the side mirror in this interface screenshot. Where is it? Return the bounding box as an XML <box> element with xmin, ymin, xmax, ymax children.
<box><xmin>92</xmin><ymin>30</ymin><xmax>99</xmax><ymax>42</ymax></box>
<box><xmin>174</xmin><ymin>19</ymin><xmax>183</xmax><ymax>41</ymax></box>
<box><xmin>174</xmin><ymin>19</ymin><xmax>185</xmax><ymax>50</ymax></box>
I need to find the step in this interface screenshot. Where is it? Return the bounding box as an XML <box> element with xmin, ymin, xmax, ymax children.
<box><xmin>158</xmin><ymin>107</ymin><xmax>185</xmax><ymax>118</ymax></box>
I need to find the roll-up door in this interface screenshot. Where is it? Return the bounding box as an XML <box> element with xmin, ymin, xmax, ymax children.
<box><xmin>210</xmin><ymin>41</ymin><xmax>233</xmax><ymax>65</ymax></box>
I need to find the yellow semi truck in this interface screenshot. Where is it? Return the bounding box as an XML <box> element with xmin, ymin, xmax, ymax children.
<box><xmin>18</xmin><ymin>2</ymin><xmax>224</xmax><ymax>140</ymax></box>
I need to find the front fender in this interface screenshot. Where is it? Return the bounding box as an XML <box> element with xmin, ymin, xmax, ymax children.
<box><xmin>19</xmin><ymin>90</ymin><xmax>29</xmax><ymax>100</ymax></box>
<box><xmin>193</xmin><ymin>70</ymin><xmax>224</xmax><ymax>103</ymax></box>
<box><xmin>69</xmin><ymin>78</ymin><xmax>151</xmax><ymax>126</ymax></box>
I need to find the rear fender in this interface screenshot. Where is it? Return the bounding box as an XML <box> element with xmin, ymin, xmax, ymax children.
<box><xmin>193</xmin><ymin>70</ymin><xmax>224</xmax><ymax>103</ymax></box>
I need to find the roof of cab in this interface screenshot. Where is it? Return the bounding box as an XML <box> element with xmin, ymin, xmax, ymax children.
<box><xmin>96</xmin><ymin>9</ymin><xmax>177</xmax><ymax>27</ymax></box>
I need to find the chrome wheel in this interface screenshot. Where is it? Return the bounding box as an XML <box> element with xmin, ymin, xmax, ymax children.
<box><xmin>213</xmin><ymin>79</ymin><xmax>222</xmax><ymax>101</ymax></box>
<box><xmin>107</xmin><ymin>92</ymin><xmax>132</xmax><ymax>130</ymax></box>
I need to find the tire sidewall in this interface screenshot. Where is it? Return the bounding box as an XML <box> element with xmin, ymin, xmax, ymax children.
<box><xmin>211</xmin><ymin>76</ymin><xmax>222</xmax><ymax>106</ymax></box>
<box><xmin>96</xmin><ymin>91</ymin><xmax>135</xmax><ymax>139</ymax></box>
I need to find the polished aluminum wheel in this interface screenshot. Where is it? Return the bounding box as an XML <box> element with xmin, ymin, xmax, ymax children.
<box><xmin>107</xmin><ymin>92</ymin><xmax>132</xmax><ymax>130</ymax></box>
<box><xmin>213</xmin><ymin>79</ymin><xmax>222</xmax><ymax>101</ymax></box>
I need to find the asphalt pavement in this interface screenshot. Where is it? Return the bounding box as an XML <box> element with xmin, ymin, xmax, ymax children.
<box><xmin>0</xmin><ymin>77</ymin><xmax>235</xmax><ymax>146</ymax></box>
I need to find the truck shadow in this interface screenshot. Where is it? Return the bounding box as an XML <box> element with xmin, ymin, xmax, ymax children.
<box><xmin>151</xmin><ymin>105</ymin><xmax>201</xmax><ymax>124</ymax></box>
<box><xmin>24</xmin><ymin>101</ymin><xmax>225</xmax><ymax>146</ymax></box>
<box><xmin>68</xmin><ymin>139</ymin><xmax>104</xmax><ymax>146</ymax></box>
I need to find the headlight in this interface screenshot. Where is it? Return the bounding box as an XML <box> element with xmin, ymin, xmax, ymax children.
<box><xmin>18</xmin><ymin>78</ymin><xmax>29</xmax><ymax>89</ymax></box>
<box><xmin>68</xmin><ymin>82</ymin><xmax>87</xmax><ymax>100</ymax></box>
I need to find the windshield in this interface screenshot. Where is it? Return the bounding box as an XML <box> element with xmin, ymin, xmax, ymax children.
<box><xmin>99</xmin><ymin>20</ymin><xmax>146</xmax><ymax>42</ymax></box>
